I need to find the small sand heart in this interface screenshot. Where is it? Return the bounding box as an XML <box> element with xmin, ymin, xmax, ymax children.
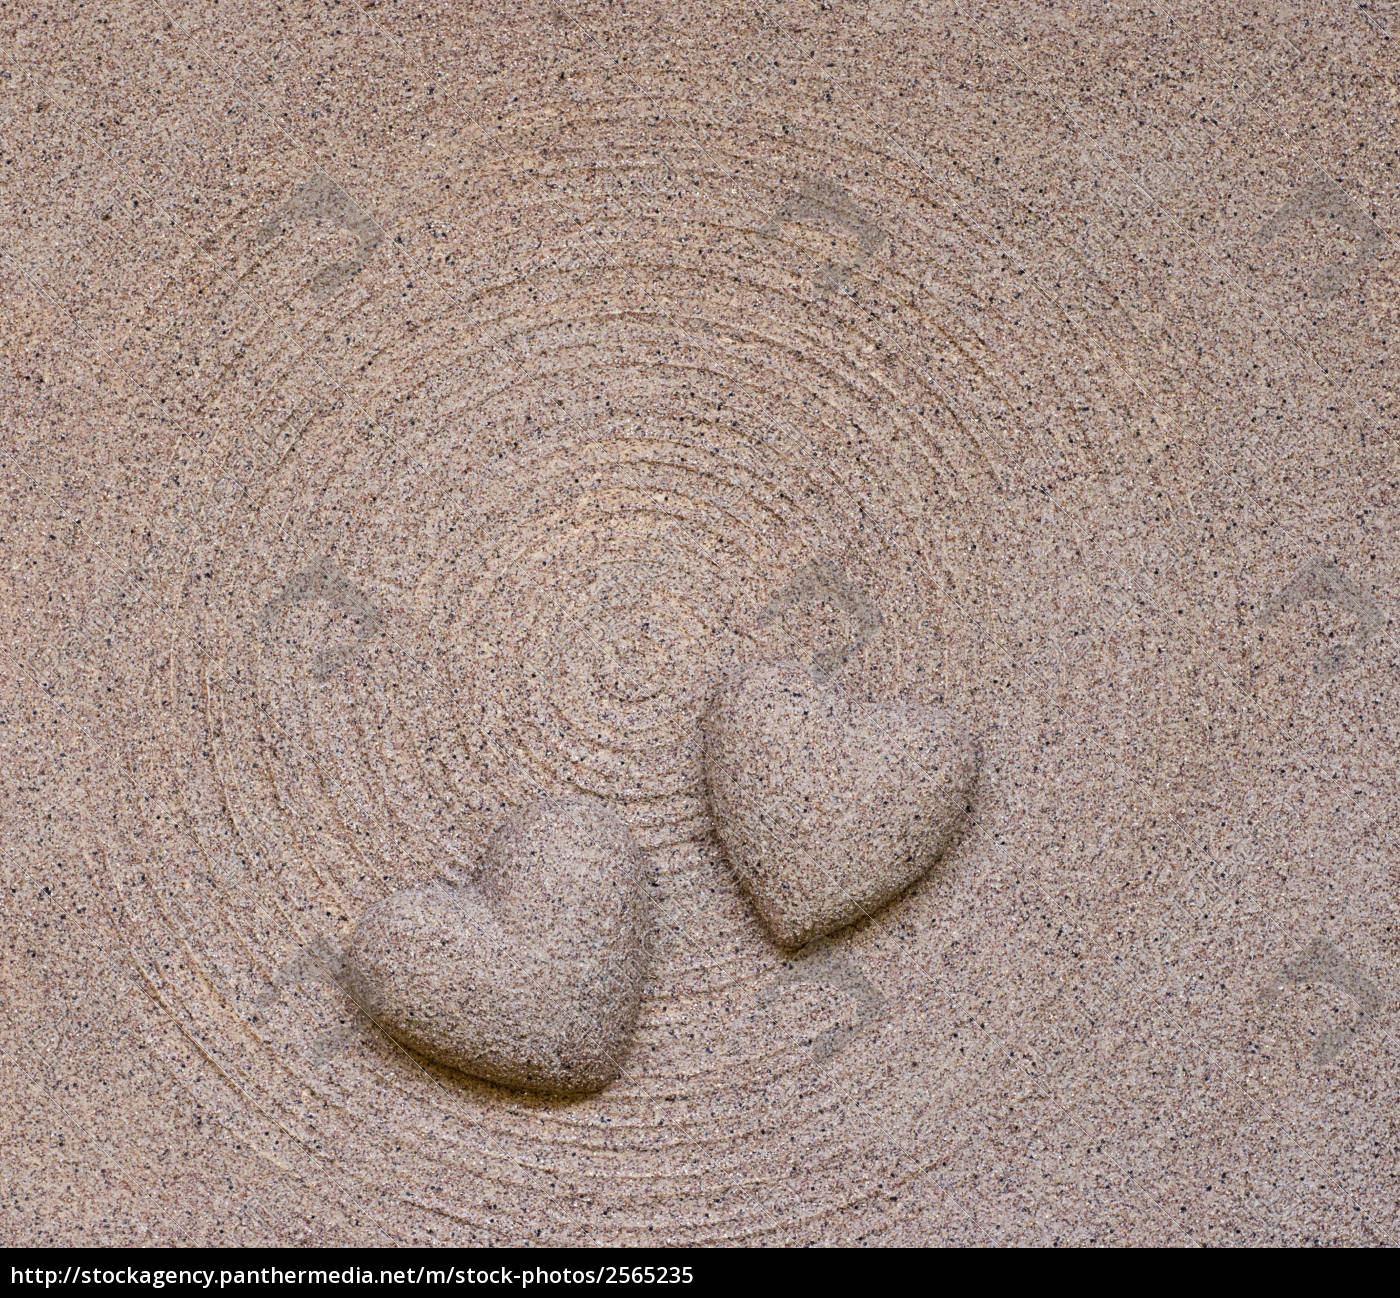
<box><xmin>344</xmin><ymin>795</ymin><xmax>646</xmax><ymax>1095</ymax></box>
<box><xmin>702</xmin><ymin>661</ymin><xmax>977</xmax><ymax>948</ymax></box>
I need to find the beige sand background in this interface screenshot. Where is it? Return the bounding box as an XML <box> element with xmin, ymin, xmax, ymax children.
<box><xmin>2</xmin><ymin>0</ymin><xmax>1397</xmax><ymax>1246</ymax></box>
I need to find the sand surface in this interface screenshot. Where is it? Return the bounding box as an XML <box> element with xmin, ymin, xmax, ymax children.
<box><xmin>2</xmin><ymin>1</ymin><xmax>1397</xmax><ymax>1246</ymax></box>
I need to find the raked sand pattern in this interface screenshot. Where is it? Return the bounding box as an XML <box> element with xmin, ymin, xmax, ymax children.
<box><xmin>3</xmin><ymin>2</ymin><xmax>1398</xmax><ymax>1245</ymax></box>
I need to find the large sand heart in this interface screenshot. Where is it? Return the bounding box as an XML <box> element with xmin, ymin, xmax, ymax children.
<box><xmin>702</xmin><ymin>661</ymin><xmax>977</xmax><ymax>948</ymax></box>
<box><xmin>344</xmin><ymin>795</ymin><xmax>647</xmax><ymax>1095</ymax></box>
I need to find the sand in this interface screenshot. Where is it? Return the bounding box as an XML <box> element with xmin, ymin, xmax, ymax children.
<box><xmin>345</xmin><ymin>794</ymin><xmax>647</xmax><ymax>1095</ymax></box>
<box><xmin>702</xmin><ymin>660</ymin><xmax>976</xmax><ymax>948</ymax></box>
<box><xmin>2</xmin><ymin>0</ymin><xmax>1398</xmax><ymax>1246</ymax></box>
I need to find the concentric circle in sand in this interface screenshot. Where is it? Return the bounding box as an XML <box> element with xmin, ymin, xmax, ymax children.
<box><xmin>65</xmin><ymin>53</ymin><xmax>1166</xmax><ymax>1245</ymax></box>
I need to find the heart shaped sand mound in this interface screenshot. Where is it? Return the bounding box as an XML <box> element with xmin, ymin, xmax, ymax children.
<box><xmin>344</xmin><ymin>795</ymin><xmax>646</xmax><ymax>1095</ymax></box>
<box><xmin>702</xmin><ymin>661</ymin><xmax>977</xmax><ymax>948</ymax></box>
